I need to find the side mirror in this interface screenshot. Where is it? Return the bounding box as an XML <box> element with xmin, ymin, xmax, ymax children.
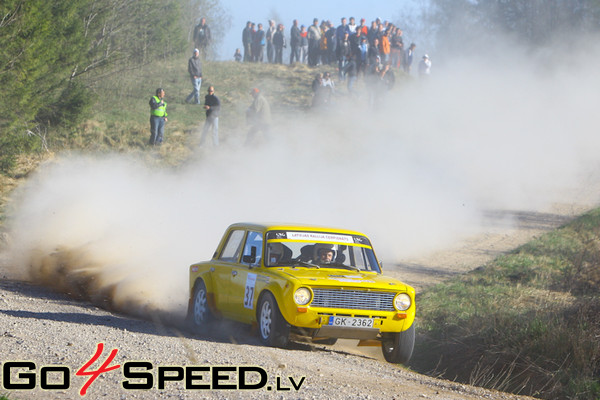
<box><xmin>242</xmin><ymin>246</ymin><xmax>257</xmax><ymax>264</ymax></box>
<box><xmin>379</xmin><ymin>261</ymin><xmax>384</xmax><ymax>270</ymax></box>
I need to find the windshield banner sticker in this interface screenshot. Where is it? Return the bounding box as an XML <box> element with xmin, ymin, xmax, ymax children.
<box><xmin>286</xmin><ymin>232</ymin><xmax>353</xmax><ymax>243</ymax></box>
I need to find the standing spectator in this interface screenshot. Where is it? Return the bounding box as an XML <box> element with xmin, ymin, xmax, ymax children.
<box><xmin>307</xmin><ymin>18</ymin><xmax>321</xmax><ymax>66</ymax></box>
<box><xmin>185</xmin><ymin>48</ymin><xmax>202</xmax><ymax>104</ymax></box>
<box><xmin>193</xmin><ymin>18</ymin><xmax>211</xmax><ymax>59</ymax></box>
<box><xmin>266</xmin><ymin>20</ymin><xmax>276</xmax><ymax>63</ymax></box>
<box><xmin>391</xmin><ymin>29</ymin><xmax>404</xmax><ymax>68</ymax></box>
<box><xmin>321</xmin><ymin>71</ymin><xmax>335</xmax><ymax>104</ymax></box>
<box><xmin>403</xmin><ymin>43</ymin><xmax>416</xmax><ymax>73</ymax></box>
<box><xmin>242</xmin><ymin>21</ymin><xmax>253</xmax><ymax>62</ymax></box>
<box><xmin>325</xmin><ymin>21</ymin><xmax>336</xmax><ymax>64</ymax></box>
<box><xmin>337</xmin><ymin>32</ymin><xmax>351</xmax><ymax>76</ymax></box>
<box><xmin>200</xmin><ymin>86</ymin><xmax>220</xmax><ymax>147</ymax></box>
<box><xmin>367</xmin><ymin>21</ymin><xmax>378</xmax><ymax>45</ymax></box>
<box><xmin>299</xmin><ymin>25</ymin><xmax>309</xmax><ymax>64</ymax></box>
<box><xmin>319</xmin><ymin>22</ymin><xmax>330</xmax><ymax>65</ymax></box>
<box><xmin>253</xmin><ymin>23</ymin><xmax>266</xmax><ymax>62</ymax></box>
<box><xmin>357</xmin><ymin>18</ymin><xmax>368</xmax><ymax>37</ymax></box>
<box><xmin>347</xmin><ymin>17</ymin><xmax>357</xmax><ymax>35</ymax></box>
<box><xmin>149</xmin><ymin>88</ymin><xmax>168</xmax><ymax>146</ymax></box>
<box><xmin>419</xmin><ymin>54</ymin><xmax>431</xmax><ymax>77</ymax></box>
<box><xmin>379</xmin><ymin>30</ymin><xmax>391</xmax><ymax>65</ymax></box>
<box><xmin>311</xmin><ymin>73</ymin><xmax>325</xmax><ymax>107</ymax></box>
<box><xmin>341</xmin><ymin>54</ymin><xmax>358</xmax><ymax>94</ymax></box>
<box><xmin>368</xmin><ymin>37</ymin><xmax>381</xmax><ymax>66</ymax></box>
<box><xmin>367</xmin><ymin>57</ymin><xmax>388</xmax><ymax>107</ymax></box>
<box><xmin>246</xmin><ymin>88</ymin><xmax>271</xmax><ymax>144</ymax></box>
<box><xmin>289</xmin><ymin>19</ymin><xmax>301</xmax><ymax>64</ymax></box>
<box><xmin>273</xmin><ymin>24</ymin><xmax>286</xmax><ymax>64</ymax></box>
<box><xmin>233</xmin><ymin>48</ymin><xmax>242</xmax><ymax>62</ymax></box>
<box><xmin>336</xmin><ymin>18</ymin><xmax>349</xmax><ymax>57</ymax></box>
<box><xmin>358</xmin><ymin>36</ymin><xmax>369</xmax><ymax>74</ymax></box>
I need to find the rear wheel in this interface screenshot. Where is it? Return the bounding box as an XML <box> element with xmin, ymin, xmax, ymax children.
<box><xmin>189</xmin><ymin>280</ymin><xmax>212</xmax><ymax>330</ymax></box>
<box><xmin>257</xmin><ymin>292</ymin><xmax>290</xmax><ymax>347</ymax></box>
<box><xmin>381</xmin><ymin>324</ymin><xmax>415</xmax><ymax>364</ymax></box>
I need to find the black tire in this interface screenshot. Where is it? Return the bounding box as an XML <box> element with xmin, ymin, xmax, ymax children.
<box><xmin>312</xmin><ymin>337</ymin><xmax>338</xmax><ymax>345</ymax></box>
<box><xmin>189</xmin><ymin>280</ymin><xmax>212</xmax><ymax>331</ymax></box>
<box><xmin>257</xmin><ymin>292</ymin><xmax>290</xmax><ymax>347</ymax></box>
<box><xmin>381</xmin><ymin>323</ymin><xmax>415</xmax><ymax>364</ymax></box>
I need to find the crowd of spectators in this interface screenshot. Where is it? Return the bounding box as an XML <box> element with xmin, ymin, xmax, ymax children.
<box><xmin>237</xmin><ymin>16</ymin><xmax>422</xmax><ymax>76</ymax></box>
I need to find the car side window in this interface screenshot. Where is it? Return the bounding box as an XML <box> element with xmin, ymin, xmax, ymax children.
<box><xmin>242</xmin><ymin>231</ymin><xmax>263</xmax><ymax>266</ymax></box>
<box><xmin>219</xmin><ymin>230</ymin><xmax>246</xmax><ymax>262</ymax></box>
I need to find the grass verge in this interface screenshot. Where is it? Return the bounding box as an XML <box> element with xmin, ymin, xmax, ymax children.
<box><xmin>413</xmin><ymin>208</ymin><xmax>600</xmax><ymax>399</ymax></box>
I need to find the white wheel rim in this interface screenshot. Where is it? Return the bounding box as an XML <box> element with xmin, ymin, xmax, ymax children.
<box><xmin>260</xmin><ymin>301</ymin><xmax>272</xmax><ymax>339</ymax></box>
<box><xmin>194</xmin><ymin>289</ymin><xmax>207</xmax><ymax>324</ymax></box>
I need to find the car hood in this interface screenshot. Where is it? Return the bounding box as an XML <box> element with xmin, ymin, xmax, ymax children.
<box><xmin>276</xmin><ymin>267</ymin><xmax>410</xmax><ymax>291</ymax></box>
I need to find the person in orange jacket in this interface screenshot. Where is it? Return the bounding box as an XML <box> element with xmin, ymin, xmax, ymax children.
<box><xmin>379</xmin><ymin>30</ymin><xmax>391</xmax><ymax>65</ymax></box>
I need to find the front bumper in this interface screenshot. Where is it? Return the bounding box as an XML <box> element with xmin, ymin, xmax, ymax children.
<box><xmin>285</xmin><ymin>307</ymin><xmax>413</xmax><ymax>337</ymax></box>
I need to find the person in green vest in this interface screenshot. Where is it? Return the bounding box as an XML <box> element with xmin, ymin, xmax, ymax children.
<box><xmin>149</xmin><ymin>88</ymin><xmax>168</xmax><ymax>145</ymax></box>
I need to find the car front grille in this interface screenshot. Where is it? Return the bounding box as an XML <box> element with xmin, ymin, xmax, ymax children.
<box><xmin>311</xmin><ymin>288</ymin><xmax>396</xmax><ymax>311</ymax></box>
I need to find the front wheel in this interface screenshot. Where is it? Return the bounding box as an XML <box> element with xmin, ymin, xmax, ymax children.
<box><xmin>257</xmin><ymin>292</ymin><xmax>290</xmax><ymax>348</ymax></box>
<box><xmin>381</xmin><ymin>324</ymin><xmax>415</xmax><ymax>364</ymax></box>
<box><xmin>189</xmin><ymin>280</ymin><xmax>212</xmax><ymax>331</ymax></box>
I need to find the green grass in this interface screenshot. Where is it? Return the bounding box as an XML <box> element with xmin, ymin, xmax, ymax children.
<box><xmin>413</xmin><ymin>209</ymin><xmax>600</xmax><ymax>400</ymax></box>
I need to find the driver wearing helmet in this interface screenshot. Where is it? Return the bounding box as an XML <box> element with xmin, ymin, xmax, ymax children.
<box><xmin>314</xmin><ymin>244</ymin><xmax>335</xmax><ymax>265</ymax></box>
<box><xmin>317</xmin><ymin>248</ymin><xmax>334</xmax><ymax>264</ymax></box>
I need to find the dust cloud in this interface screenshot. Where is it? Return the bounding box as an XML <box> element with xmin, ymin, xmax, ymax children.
<box><xmin>3</xmin><ymin>34</ymin><xmax>600</xmax><ymax>320</ymax></box>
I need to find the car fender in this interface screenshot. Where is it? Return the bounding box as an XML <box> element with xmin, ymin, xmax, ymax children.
<box><xmin>190</xmin><ymin>271</ymin><xmax>218</xmax><ymax>313</ymax></box>
<box><xmin>255</xmin><ymin>280</ymin><xmax>295</xmax><ymax>325</ymax></box>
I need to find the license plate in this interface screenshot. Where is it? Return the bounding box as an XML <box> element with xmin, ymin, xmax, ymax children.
<box><xmin>328</xmin><ymin>316</ymin><xmax>373</xmax><ymax>328</ymax></box>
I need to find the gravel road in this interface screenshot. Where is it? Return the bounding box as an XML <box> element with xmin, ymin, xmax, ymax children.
<box><xmin>0</xmin><ymin>273</ymin><xmax>534</xmax><ymax>400</ymax></box>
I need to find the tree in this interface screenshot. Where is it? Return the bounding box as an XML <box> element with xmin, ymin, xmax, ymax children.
<box><xmin>424</xmin><ymin>0</ymin><xmax>600</xmax><ymax>55</ymax></box>
<box><xmin>0</xmin><ymin>0</ymin><xmax>93</xmax><ymax>171</ymax></box>
<box><xmin>0</xmin><ymin>0</ymin><xmax>194</xmax><ymax>172</ymax></box>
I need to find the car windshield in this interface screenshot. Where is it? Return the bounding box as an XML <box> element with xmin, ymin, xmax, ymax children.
<box><xmin>264</xmin><ymin>230</ymin><xmax>381</xmax><ymax>273</ymax></box>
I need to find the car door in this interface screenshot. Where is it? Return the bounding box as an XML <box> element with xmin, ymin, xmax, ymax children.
<box><xmin>212</xmin><ymin>229</ymin><xmax>246</xmax><ymax>317</ymax></box>
<box><xmin>228</xmin><ymin>230</ymin><xmax>263</xmax><ymax>321</ymax></box>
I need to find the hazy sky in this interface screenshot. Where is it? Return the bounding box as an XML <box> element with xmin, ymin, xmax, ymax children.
<box><xmin>218</xmin><ymin>0</ymin><xmax>419</xmax><ymax>59</ymax></box>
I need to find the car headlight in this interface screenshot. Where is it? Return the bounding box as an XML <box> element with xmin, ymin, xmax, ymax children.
<box><xmin>394</xmin><ymin>293</ymin><xmax>411</xmax><ymax>311</ymax></box>
<box><xmin>294</xmin><ymin>287</ymin><xmax>312</xmax><ymax>305</ymax></box>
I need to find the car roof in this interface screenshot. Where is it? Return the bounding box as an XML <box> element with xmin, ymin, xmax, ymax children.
<box><xmin>227</xmin><ymin>222</ymin><xmax>368</xmax><ymax>237</ymax></box>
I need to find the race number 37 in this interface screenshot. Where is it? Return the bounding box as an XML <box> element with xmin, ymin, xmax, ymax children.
<box><xmin>244</xmin><ymin>273</ymin><xmax>257</xmax><ymax>309</ymax></box>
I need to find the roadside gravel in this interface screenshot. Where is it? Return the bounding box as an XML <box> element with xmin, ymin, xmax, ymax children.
<box><xmin>0</xmin><ymin>265</ymin><xmax>534</xmax><ymax>400</ymax></box>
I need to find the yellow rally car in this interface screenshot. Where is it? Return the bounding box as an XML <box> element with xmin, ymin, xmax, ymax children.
<box><xmin>187</xmin><ymin>223</ymin><xmax>416</xmax><ymax>364</ymax></box>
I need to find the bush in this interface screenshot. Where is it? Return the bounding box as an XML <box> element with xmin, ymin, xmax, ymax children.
<box><xmin>0</xmin><ymin>130</ymin><xmax>40</xmax><ymax>173</ymax></box>
<box><xmin>36</xmin><ymin>81</ymin><xmax>92</xmax><ymax>128</ymax></box>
